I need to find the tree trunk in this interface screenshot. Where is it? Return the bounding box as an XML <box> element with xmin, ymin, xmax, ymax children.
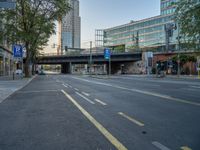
<box><xmin>24</xmin><ymin>42</ymin><xmax>31</xmax><ymax>78</ymax></box>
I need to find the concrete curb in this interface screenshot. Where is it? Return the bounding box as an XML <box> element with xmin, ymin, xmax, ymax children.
<box><xmin>0</xmin><ymin>75</ymin><xmax>37</xmax><ymax>104</ymax></box>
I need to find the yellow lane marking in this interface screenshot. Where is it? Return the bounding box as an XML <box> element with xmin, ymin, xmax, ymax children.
<box><xmin>118</xmin><ymin>112</ymin><xmax>144</xmax><ymax>127</ymax></box>
<box><xmin>61</xmin><ymin>90</ymin><xmax>128</xmax><ymax>150</ymax></box>
<box><xmin>181</xmin><ymin>146</ymin><xmax>192</xmax><ymax>150</ymax></box>
<box><xmin>94</xmin><ymin>99</ymin><xmax>107</xmax><ymax>106</ymax></box>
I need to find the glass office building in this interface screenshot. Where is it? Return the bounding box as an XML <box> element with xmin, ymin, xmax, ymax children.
<box><xmin>161</xmin><ymin>0</ymin><xmax>177</xmax><ymax>15</ymax></box>
<box><xmin>62</xmin><ymin>0</ymin><xmax>81</xmax><ymax>50</ymax></box>
<box><xmin>103</xmin><ymin>0</ymin><xmax>178</xmax><ymax>52</ymax></box>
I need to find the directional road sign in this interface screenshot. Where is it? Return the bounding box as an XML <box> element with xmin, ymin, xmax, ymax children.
<box><xmin>104</xmin><ymin>48</ymin><xmax>111</xmax><ymax>60</ymax></box>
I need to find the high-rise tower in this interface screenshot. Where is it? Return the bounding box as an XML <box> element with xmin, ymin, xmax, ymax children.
<box><xmin>61</xmin><ymin>0</ymin><xmax>81</xmax><ymax>50</ymax></box>
<box><xmin>161</xmin><ymin>0</ymin><xmax>177</xmax><ymax>15</ymax></box>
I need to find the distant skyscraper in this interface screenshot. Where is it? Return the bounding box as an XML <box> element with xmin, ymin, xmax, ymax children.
<box><xmin>161</xmin><ymin>0</ymin><xmax>177</xmax><ymax>15</ymax></box>
<box><xmin>61</xmin><ymin>0</ymin><xmax>81</xmax><ymax>50</ymax></box>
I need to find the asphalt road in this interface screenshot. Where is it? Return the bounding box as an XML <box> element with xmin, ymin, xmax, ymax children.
<box><xmin>0</xmin><ymin>74</ymin><xmax>200</xmax><ymax>150</ymax></box>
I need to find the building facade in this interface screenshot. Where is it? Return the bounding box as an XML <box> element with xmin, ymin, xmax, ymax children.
<box><xmin>103</xmin><ymin>0</ymin><xmax>178</xmax><ymax>53</ymax></box>
<box><xmin>62</xmin><ymin>0</ymin><xmax>81</xmax><ymax>50</ymax></box>
<box><xmin>161</xmin><ymin>0</ymin><xmax>177</xmax><ymax>15</ymax></box>
<box><xmin>0</xmin><ymin>5</ymin><xmax>14</xmax><ymax>76</ymax></box>
<box><xmin>0</xmin><ymin>46</ymin><xmax>13</xmax><ymax>76</ymax></box>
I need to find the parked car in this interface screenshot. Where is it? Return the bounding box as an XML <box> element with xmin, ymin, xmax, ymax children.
<box><xmin>15</xmin><ymin>69</ymin><xmax>22</xmax><ymax>75</ymax></box>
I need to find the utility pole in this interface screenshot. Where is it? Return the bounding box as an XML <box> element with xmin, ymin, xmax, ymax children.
<box><xmin>109</xmin><ymin>54</ymin><xmax>111</xmax><ymax>77</ymax></box>
<box><xmin>89</xmin><ymin>41</ymin><xmax>92</xmax><ymax>75</ymax></box>
<box><xmin>177</xmin><ymin>23</ymin><xmax>181</xmax><ymax>77</ymax></box>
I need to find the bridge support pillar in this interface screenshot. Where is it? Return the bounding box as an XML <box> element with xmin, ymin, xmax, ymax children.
<box><xmin>61</xmin><ymin>62</ymin><xmax>72</xmax><ymax>74</ymax></box>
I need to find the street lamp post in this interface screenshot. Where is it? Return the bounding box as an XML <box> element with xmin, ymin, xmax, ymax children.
<box><xmin>89</xmin><ymin>41</ymin><xmax>92</xmax><ymax>76</ymax></box>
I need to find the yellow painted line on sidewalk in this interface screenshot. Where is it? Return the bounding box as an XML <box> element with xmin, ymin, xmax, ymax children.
<box><xmin>118</xmin><ymin>112</ymin><xmax>144</xmax><ymax>127</ymax></box>
<box><xmin>181</xmin><ymin>146</ymin><xmax>192</xmax><ymax>150</ymax></box>
<box><xmin>61</xmin><ymin>90</ymin><xmax>128</xmax><ymax>150</ymax></box>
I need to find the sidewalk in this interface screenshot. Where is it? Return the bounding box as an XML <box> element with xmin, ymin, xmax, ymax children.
<box><xmin>0</xmin><ymin>76</ymin><xmax>36</xmax><ymax>103</ymax></box>
<box><xmin>90</xmin><ymin>74</ymin><xmax>200</xmax><ymax>80</ymax></box>
<box><xmin>124</xmin><ymin>74</ymin><xmax>200</xmax><ymax>80</ymax></box>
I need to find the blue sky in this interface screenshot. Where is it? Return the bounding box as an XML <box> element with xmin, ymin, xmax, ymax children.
<box><xmin>80</xmin><ymin>0</ymin><xmax>160</xmax><ymax>48</ymax></box>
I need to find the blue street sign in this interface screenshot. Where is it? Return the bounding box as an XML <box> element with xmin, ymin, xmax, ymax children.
<box><xmin>104</xmin><ymin>48</ymin><xmax>111</xmax><ymax>60</ymax></box>
<box><xmin>13</xmin><ymin>44</ymin><xmax>23</xmax><ymax>58</ymax></box>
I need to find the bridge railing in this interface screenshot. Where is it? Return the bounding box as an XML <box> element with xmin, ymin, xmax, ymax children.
<box><xmin>39</xmin><ymin>50</ymin><xmax>141</xmax><ymax>57</ymax></box>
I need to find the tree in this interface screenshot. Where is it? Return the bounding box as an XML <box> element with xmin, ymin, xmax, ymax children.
<box><xmin>175</xmin><ymin>0</ymin><xmax>200</xmax><ymax>50</ymax></box>
<box><xmin>0</xmin><ymin>0</ymin><xmax>70</xmax><ymax>77</ymax></box>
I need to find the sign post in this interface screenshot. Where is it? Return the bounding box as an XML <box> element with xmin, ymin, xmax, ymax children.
<box><xmin>145</xmin><ymin>52</ymin><xmax>153</xmax><ymax>75</ymax></box>
<box><xmin>104</xmin><ymin>48</ymin><xmax>111</xmax><ymax>76</ymax></box>
<box><xmin>13</xmin><ymin>44</ymin><xmax>23</xmax><ymax>77</ymax></box>
<box><xmin>197</xmin><ymin>56</ymin><xmax>200</xmax><ymax>79</ymax></box>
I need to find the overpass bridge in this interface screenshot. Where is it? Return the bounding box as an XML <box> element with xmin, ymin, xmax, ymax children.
<box><xmin>36</xmin><ymin>52</ymin><xmax>142</xmax><ymax>74</ymax></box>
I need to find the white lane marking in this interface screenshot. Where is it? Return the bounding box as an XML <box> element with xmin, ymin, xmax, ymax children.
<box><xmin>94</xmin><ymin>99</ymin><xmax>107</xmax><ymax>106</ymax></box>
<box><xmin>152</xmin><ymin>141</ymin><xmax>171</xmax><ymax>150</ymax></box>
<box><xmin>82</xmin><ymin>92</ymin><xmax>90</xmax><ymax>97</ymax></box>
<box><xmin>63</xmin><ymin>83</ymin><xmax>69</xmax><ymax>86</ymax></box>
<box><xmin>62</xmin><ymin>84</ymin><xmax>68</xmax><ymax>88</ymax></box>
<box><xmin>118</xmin><ymin>112</ymin><xmax>144</xmax><ymax>127</ymax></box>
<box><xmin>17</xmin><ymin>90</ymin><xmax>59</xmax><ymax>94</ymax></box>
<box><xmin>61</xmin><ymin>90</ymin><xmax>128</xmax><ymax>150</ymax></box>
<box><xmin>75</xmin><ymin>92</ymin><xmax>95</xmax><ymax>104</ymax></box>
<box><xmin>71</xmin><ymin>77</ymin><xmax>112</xmax><ymax>86</ymax></box>
<box><xmin>130</xmin><ymin>88</ymin><xmax>200</xmax><ymax>107</ymax></box>
<box><xmin>71</xmin><ymin>77</ymin><xmax>200</xmax><ymax>107</ymax></box>
<box><xmin>74</xmin><ymin>88</ymin><xmax>79</xmax><ymax>91</ymax></box>
<box><xmin>190</xmin><ymin>86</ymin><xmax>200</xmax><ymax>89</ymax></box>
<box><xmin>69</xmin><ymin>85</ymin><xmax>72</xmax><ymax>88</ymax></box>
<box><xmin>183</xmin><ymin>88</ymin><xmax>200</xmax><ymax>91</ymax></box>
<box><xmin>119</xmin><ymin>76</ymin><xmax>200</xmax><ymax>86</ymax></box>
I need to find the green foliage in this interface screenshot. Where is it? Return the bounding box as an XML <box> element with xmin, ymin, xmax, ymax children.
<box><xmin>112</xmin><ymin>45</ymin><xmax>125</xmax><ymax>53</ymax></box>
<box><xmin>127</xmin><ymin>45</ymin><xmax>139</xmax><ymax>52</ymax></box>
<box><xmin>172</xmin><ymin>54</ymin><xmax>197</xmax><ymax>65</ymax></box>
<box><xmin>0</xmin><ymin>0</ymin><xmax>70</xmax><ymax>77</ymax></box>
<box><xmin>175</xmin><ymin>0</ymin><xmax>200</xmax><ymax>50</ymax></box>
